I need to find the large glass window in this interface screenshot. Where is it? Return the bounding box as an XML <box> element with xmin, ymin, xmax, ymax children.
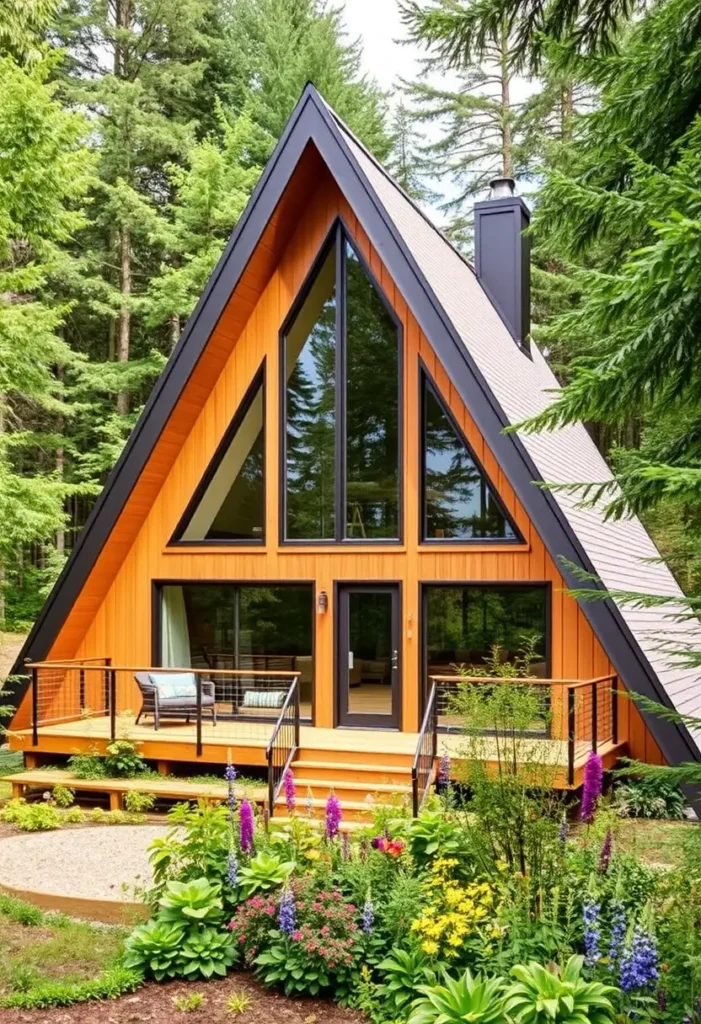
<box><xmin>177</xmin><ymin>373</ymin><xmax>264</xmax><ymax>543</ymax></box>
<box><xmin>160</xmin><ymin>584</ymin><xmax>314</xmax><ymax>716</ymax></box>
<box><xmin>422</xmin><ymin>374</ymin><xmax>517</xmax><ymax>541</ymax></box>
<box><xmin>425</xmin><ymin>585</ymin><xmax>548</xmax><ymax>680</ymax></box>
<box><xmin>283</xmin><ymin>223</ymin><xmax>401</xmax><ymax>541</ymax></box>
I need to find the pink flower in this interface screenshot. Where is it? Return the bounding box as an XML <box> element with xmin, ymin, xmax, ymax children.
<box><xmin>581</xmin><ymin>751</ymin><xmax>604</xmax><ymax>823</ymax></box>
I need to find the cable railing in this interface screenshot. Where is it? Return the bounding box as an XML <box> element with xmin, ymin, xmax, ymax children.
<box><xmin>265</xmin><ymin>677</ymin><xmax>300</xmax><ymax>816</ymax></box>
<box><xmin>25</xmin><ymin>660</ymin><xmax>301</xmax><ymax>759</ymax></box>
<box><xmin>411</xmin><ymin>672</ymin><xmax>620</xmax><ymax>811</ymax></box>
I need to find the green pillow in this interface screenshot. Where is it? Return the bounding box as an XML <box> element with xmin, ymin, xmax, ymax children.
<box><xmin>242</xmin><ymin>689</ymin><xmax>286</xmax><ymax>709</ymax></box>
<box><xmin>148</xmin><ymin>672</ymin><xmax>197</xmax><ymax>699</ymax></box>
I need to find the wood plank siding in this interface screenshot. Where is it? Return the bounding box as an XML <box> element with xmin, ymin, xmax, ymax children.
<box><xmin>13</xmin><ymin>163</ymin><xmax>662</xmax><ymax>764</ymax></box>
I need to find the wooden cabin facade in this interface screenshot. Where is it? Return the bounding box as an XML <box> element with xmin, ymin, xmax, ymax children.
<box><xmin>6</xmin><ymin>87</ymin><xmax>700</xmax><ymax>814</ymax></box>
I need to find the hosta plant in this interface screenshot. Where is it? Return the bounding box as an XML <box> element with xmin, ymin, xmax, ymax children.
<box><xmin>158</xmin><ymin>878</ymin><xmax>224</xmax><ymax>928</ymax></box>
<box><xmin>504</xmin><ymin>956</ymin><xmax>617</xmax><ymax>1024</ymax></box>
<box><xmin>377</xmin><ymin>947</ymin><xmax>438</xmax><ymax>1018</ymax></box>
<box><xmin>124</xmin><ymin>919</ymin><xmax>185</xmax><ymax>981</ymax></box>
<box><xmin>408</xmin><ymin>969</ymin><xmax>507</xmax><ymax>1024</ymax></box>
<box><xmin>178</xmin><ymin>926</ymin><xmax>237</xmax><ymax>979</ymax></box>
<box><xmin>238</xmin><ymin>851</ymin><xmax>295</xmax><ymax>897</ymax></box>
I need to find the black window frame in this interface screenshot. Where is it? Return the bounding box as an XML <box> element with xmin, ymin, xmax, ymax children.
<box><xmin>419</xmin><ymin>362</ymin><xmax>523</xmax><ymax>545</ymax></box>
<box><xmin>168</xmin><ymin>360</ymin><xmax>266</xmax><ymax>547</ymax></box>
<box><xmin>279</xmin><ymin>217</ymin><xmax>404</xmax><ymax>545</ymax></box>
<box><xmin>420</xmin><ymin>580</ymin><xmax>552</xmax><ymax>722</ymax></box>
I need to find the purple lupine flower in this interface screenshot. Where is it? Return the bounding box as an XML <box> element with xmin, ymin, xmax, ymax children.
<box><xmin>558</xmin><ymin>812</ymin><xmax>568</xmax><ymax>844</ymax></box>
<box><xmin>224</xmin><ymin>760</ymin><xmax>237</xmax><ymax>816</ymax></box>
<box><xmin>325</xmin><ymin>793</ymin><xmax>342</xmax><ymax>840</ymax></box>
<box><xmin>227</xmin><ymin>852</ymin><xmax>238</xmax><ymax>889</ymax></box>
<box><xmin>608</xmin><ymin>900</ymin><xmax>627</xmax><ymax>972</ymax></box>
<box><xmin>437</xmin><ymin>752</ymin><xmax>450</xmax><ymax>794</ymax></box>
<box><xmin>342</xmin><ymin>830</ymin><xmax>350</xmax><ymax>861</ymax></box>
<box><xmin>620</xmin><ymin>925</ymin><xmax>659</xmax><ymax>992</ymax></box>
<box><xmin>583</xmin><ymin>898</ymin><xmax>601</xmax><ymax>968</ymax></box>
<box><xmin>284</xmin><ymin>768</ymin><xmax>296</xmax><ymax>814</ymax></box>
<box><xmin>657</xmin><ymin>989</ymin><xmax>667</xmax><ymax>1012</ymax></box>
<box><xmin>580</xmin><ymin>751</ymin><xmax>604</xmax><ymax>823</ymax></box>
<box><xmin>239</xmin><ymin>799</ymin><xmax>254</xmax><ymax>854</ymax></box>
<box><xmin>598</xmin><ymin>829</ymin><xmax>613</xmax><ymax>874</ymax></box>
<box><xmin>278</xmin><ymin>887</ymin><xmax>296</xmax><ymax>935</ymax></box>
<box><xmin>362</xmin><ymin>894</ymin><xmax>374</xmax><ymax>934</ymax></box>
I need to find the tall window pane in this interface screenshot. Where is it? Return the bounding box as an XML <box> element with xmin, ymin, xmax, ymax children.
<box><xmin>345</xmin><ymin>242</ymin><xmax>400</xmax><ymax>538</ymax></box>
<box><xmin>285</xmin><ymin>244</ymin><xmax>337</xmax><ymax>539</ymax></box>
<box><xmin>180</xmin><ymin>383</ymin><xmax>264</xmax><ymax>542</ymax></box>
<box><xmin>423</xmin><ymin>378</ymin><xmax>516</xmax><ymax>540</ymax></box>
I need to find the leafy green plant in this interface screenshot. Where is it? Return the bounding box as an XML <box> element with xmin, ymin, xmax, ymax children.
<box><xmin>124</xmin><ymin>790</ymin><xmax>156</xmax><ymax>813</ymax></box>
<box><xmin>124</xmin><ymin>919</ymin><xmax>185</xmax><ymax>981</ymax></box>
<box><xmin>377</xmin><ymin>947</ymin><xmax>438</xmax><ymax>1019</ymax></box>
<box><xmin>406</xmin><ymin>809</ymin><xmax>462</xmax><ymax>868</ymax></box>
<box><xmin>613</xmin><ymin>776</ymin><xmax>687</xmax><ymax>820</ymax></box>
<box><xmin>409</xmin><ymin>969</ymin><xmax>507</xmax><ymax>1024</ymax></box>
<box><xmin>238</xmin><ymin>851</ymin><xmax>295</xmax><ymax>897</ymax></box>
<box><xmin>227</xmin><ymin>989</ymin><xmax>252</xmax><ymax>1014</ymax></box>
<box><xmin>173</xmin><ymin>991</ymin><xmax>205</xmax><ymax>1012</ymax></box>
<box><xmin>62</xmin><ymin>806</ymin><xmax>85</xmax><ymax>824</ymax></box>
<box><xmin>0</xmin><ymin>799</ymin><xmax>61</xmax><ymax>831</ymax></box>
<box><xmin>158</xmin><ymin>878</ymin><xmax>224</xmax><ymax>928</ymax></box>
<box><xmin>178</xmin><ymin>927</ymin><xmax>237</xmax><ymax>978</ymax></box>
<box><xmin>0</xmin><ymin>966</ymin><xmax>142</xmax><ymax>1010</ymax></box>
<box><xmin>51</xmin><ymin>784</ymin><xmax>75</xmax><ymax>808</ymax></box>
<box><xmin>504</xmin><ymin>956</ymin><xmax>617</xmax><ymax>1024</ymax></box>
<box><xmin>149</xmin><ymin>801</ymin><xmax>229</xmax><ymax>888</ymax></box>
<box><xmin>67</xmin><ymin>747</ymin><xmax>107</xmax><ymax>779</ymax></box>
<box><xmin>103</xmin><ymin>738</ymin><xmax>147</xmax><ymax>777</ymax></box>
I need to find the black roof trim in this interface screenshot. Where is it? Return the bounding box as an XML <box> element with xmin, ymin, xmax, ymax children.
<box><xmin>9</xmin><ymin>85</ymin><xmax>699</xmax><ymax>781</ymax></box>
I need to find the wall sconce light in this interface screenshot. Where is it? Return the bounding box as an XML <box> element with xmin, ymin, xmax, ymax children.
<box><xmin>317</xmin><ymin>590</ymin><xmax>328</xmax><ymax>614</ymax></box>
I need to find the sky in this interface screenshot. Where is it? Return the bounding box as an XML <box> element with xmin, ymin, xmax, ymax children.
<box><xmin>340</xmin><ymin>0</ymin><xmax>425</xmax><ymax>94</ymax></box>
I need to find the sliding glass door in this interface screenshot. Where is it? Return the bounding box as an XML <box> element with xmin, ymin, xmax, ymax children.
<box><xmin>158</xmin><ymin>583</ymin><xmax>314</xmax><ymax>718</ymax></box>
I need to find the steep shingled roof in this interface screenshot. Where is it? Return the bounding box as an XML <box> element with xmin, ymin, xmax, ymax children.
<box><xmin>8</xmin><ymin>84</ymin><xmax>700</xmax><ymax>769</ymax></box>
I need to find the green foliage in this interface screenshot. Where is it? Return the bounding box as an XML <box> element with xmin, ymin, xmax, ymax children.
<box><xmin>158</xmin><ymin>878</ymin><xmax>225</xmax><ymax>929</ymax></box>
<box><xmin>226</xmin><ymin>989</ymin><xmax>252</xmax><ymax>1014</ymax></box>
<box><xmin>377</xmin><ymin>947</ymin><xmax>438</xmax><ymax>1019</ymax></box>
<box><xmin>613</xmin><ymin>776</ymin><xmax>687</xmax><ymax>820</ymax></box>
<box><xmin>405</xmin><ymin>809</ymin><xmax>461</xmax><ymax>869</ymax></box>
<box><xmin>103</xmin><ymin>739</ymin><xmax>147</xmax><ymax>778</ymax></box>
<box><xmin>238</xmin><ymin>851</ymin><xmax>295</xmax><ymax>898</ymax></box>
<box><xmin>0</xmin><ymin>891</ymin><xmax>44</xmax><ymax>926</ymax></box>
<box><xmin>173</xmin><ymin>991</ymin><xmax>205</xmax><ymax>1012</ymax></box>
<box><xmin>50</xmin><ymin>783</ymin><xmax>75</xmax><ymax>807</ymax></box>
<box><xmin>409</xmin><ymin>968</ymin><xmax>507</xmax><ymax>1024</ymax></box>
<box><xmin>149</xmin><ymin>800</ymin><xmax>229</xmax><ymax>889</ymax></box>
<box><xmin>504</xmin><ymin>956</ymin><xmax>617</xmax><ymax>1024</ymax></box>
<box><xmin>0</xmin><ymin>798</ymin><xmax>61</xmax><ymax>830</ymax></box>
<box><xmin>178</xmin><ymin>926</ymin><xmax>237</xmax><ymax>979</ymax></box>
<box><xmin>123</xmin><ymin>790</ymin><xmax>156</xmax><ymax>813</ymax></box>
<box><xmin>0</xmin><ymin>965</ymin><xmax>142</xmax><ymax>1010</ymax></box>
<box><xmin>124</xmin><ymin>919</ymin><xmax>186</xmax><ymax>981</ymax></box>
<box><xmin>67</xmin><ymin>748</ymin><xmax>107</xmax><ymax>779</ymax></box>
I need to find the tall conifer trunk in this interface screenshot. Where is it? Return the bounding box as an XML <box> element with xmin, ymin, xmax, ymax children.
<box><xmin>499</xmin><ymin>22</ymin><xmax>513</xmax><ymax>178</ymax></box>
<box><xmin>115</xmin><ymin>0</ymin><xmax>132</xmax><ymax>416</ymax></box>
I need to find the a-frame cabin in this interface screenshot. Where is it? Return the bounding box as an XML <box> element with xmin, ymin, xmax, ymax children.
<box><xmin>5</xmin><ymin>86</ymin><xmax>701</xmax><ymax>815</ymax></box>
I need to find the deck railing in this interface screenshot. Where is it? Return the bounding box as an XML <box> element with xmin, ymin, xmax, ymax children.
<box><xmin>266</xmin><ymin>677</ymin><xmax>300</xmax><ymax>816</ymax></box>
<box><xmin>411</xmin><ymin>672</ymin><xmax>620</xmax><ymax>813</ymax></box>
<box><xmin>25</xmin><ymin>659</ymin><xmax>301</xmax><ymax>761</ymax></box>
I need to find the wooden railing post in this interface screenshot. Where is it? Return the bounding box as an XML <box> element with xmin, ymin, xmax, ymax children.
<box><xmin>567</xmin><ymin>686</ymin><xmax>576</xmax><ymax>787</ymax></box>
<box><xmin>79</xmin><ymin>667</ymin><xmax>85</xmax><ymax>712</ymax></box>
<box><xmin>611</xmin><ymin>675</ymin><xmax>619</xmax><ymax>744</ymax></box>
<box><xmin>294</xmin><ymin>678</ymin><xmax>300</xmax><ymax>749</ymax></box>
<box><xmin>31</xmin><ymin>666</ymin><xmax>38</xmax><ymax>747</ymax></box>
<box><xmin>109</xmin><ymin>669</ymin><xmax>117</xmax><ymax>741</ymax></box>
<box><xmin>196</xmin><ymin>675</ymin><xmax>202</xmax><ymax>757</ymax></box>
<box><xmin>591</xmin><ymin>681</ymin><xmax>598</xmax><ymax>753</ymax></box>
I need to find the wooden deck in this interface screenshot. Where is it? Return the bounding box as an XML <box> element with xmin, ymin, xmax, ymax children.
<box><xmin>6</xmin><ymin>716</ymin><xmax>623</xmax><ymax>789</ymax></box>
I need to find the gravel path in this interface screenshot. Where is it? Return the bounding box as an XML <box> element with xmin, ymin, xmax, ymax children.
<box><xmin>0</xmin><ymin>825</ymin><xmax>167</xmax><ymax>901</ymax></box>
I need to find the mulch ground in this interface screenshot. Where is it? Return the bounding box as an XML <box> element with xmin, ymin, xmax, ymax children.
<box><xmin>1</xmin><ymin>974</ymin><xmax>365</xmax><ymax>1024</ymax></box>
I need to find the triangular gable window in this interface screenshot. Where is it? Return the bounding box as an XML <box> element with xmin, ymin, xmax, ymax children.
<box><xmin>173</xmin><ymin>365</ymin><xmax>265</xmax><ymax>543</ymax></box>
<box><xmin>421</xmin><ymin>370</ymin><xmax>521</xmax><ymax>542</ymax></box>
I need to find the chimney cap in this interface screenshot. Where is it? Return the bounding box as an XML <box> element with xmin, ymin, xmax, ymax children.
<box><xmin>489</xmin><ymin>176</ymin><xmax>517</xmax><ymax>199</ymax></box>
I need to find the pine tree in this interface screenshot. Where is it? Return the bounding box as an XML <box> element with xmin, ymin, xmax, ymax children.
<box><xmin>386</xmin><ymin>100</ymin><xmax>438</xmax><ymax>204</ymax></box>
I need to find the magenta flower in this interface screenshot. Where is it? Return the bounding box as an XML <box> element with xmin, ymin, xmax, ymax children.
<box><xmin>325</xmin><ymin>793</ymin><xmax>342</xmax><ymax>839</ymax></box>
<box><xmin>580</xmin><ymin>750</ymin><xmax>603</xmax><ymax>823</ymax></box>
<box><xmin>239</xmin><ymin>798</ymin><xmax>254</xmax><ymax>854</ymax></box>
<box><xmin>598</xmin><ymin>829</ymin><xmax>613</xmax><ymax>873</ymax></box>
<box><xmin>284</xmin><ymin>768</ymin><xmax>296</xmax><ymax>814</ymax></box>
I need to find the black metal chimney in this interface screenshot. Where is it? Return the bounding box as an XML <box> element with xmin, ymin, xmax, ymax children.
<box><xmin>474</xmin><ymin>177</ymin><xmax>531</xmax><ymax>352</ymax></box>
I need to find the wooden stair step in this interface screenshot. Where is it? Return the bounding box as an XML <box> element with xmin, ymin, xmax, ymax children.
<box><xmin>291</xmin><ymin>778</ymin><xmax>411</xmax><ymax>795</ymax></box>
<box><xmin>292</xmin><ymin>760</ymin><xmax>412</xmax><ymax>775</ymax></box>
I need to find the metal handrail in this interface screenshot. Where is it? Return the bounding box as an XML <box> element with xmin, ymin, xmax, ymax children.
<box><xmin>411</xmin><ymin>680</ymin><xmax>438</xmax><ymax>817</ymax></box>
<box><xmin>265</xmin><ymin>677</ymin><xmax>300</xmax><ymax>816</ymax></box>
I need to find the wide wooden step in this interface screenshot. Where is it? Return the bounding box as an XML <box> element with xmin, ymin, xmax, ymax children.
<box><xmin>286</xmin><ymin>777</ymin><xmax>411</xmax><ymax>803</ymax></box>
<box><xmin>294</xmin><ymin>746</ymin><xmax>413</xmax><ymax>769</ymax></box>
<box><xmin>292</xmin><ymin>760</ymin><xmax>413</xmax><ymax>786</ymax></box>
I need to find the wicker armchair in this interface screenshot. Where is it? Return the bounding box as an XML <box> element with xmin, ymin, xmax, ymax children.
<box><xmin>134</xmin><ymin>672</ymin><xmax>217</xmax><ymax>730</ymax></box>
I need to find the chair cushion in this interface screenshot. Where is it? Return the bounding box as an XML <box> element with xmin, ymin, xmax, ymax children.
<box><xmin>242</xmin><ymin>689</ymin><xmax>286</xmax><ymax>709</ymax></box>
<box><xmin>148</xmin><ymin>672</ymin><xmax>197</xmax><ymax>699</ymax></box>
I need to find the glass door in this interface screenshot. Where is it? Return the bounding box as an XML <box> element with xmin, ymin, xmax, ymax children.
<box><xmin>336</xmin><ymin>584</ymin><xmax>401</xmax><ymax>728</ymax></box>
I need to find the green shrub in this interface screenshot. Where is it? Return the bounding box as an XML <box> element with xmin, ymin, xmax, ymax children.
<box><xmin>68</xmin><ymin>748</ymin><xmax>107</xmax><ymax>779</ymax></box>
<box><xmin>0</xmin><ymin>966</ymin><xmax>142</xmax><ymax>1010</ymax></box>
<box><xmin>409</xmin><ymin>969</ymin><xmax>507</xmax><ymax>1024</ymax></box>
<box><xmin>104</xmin><ymin>739</ymin><xmax>147</xmax><ymax>777</ymax></box>
<box><xmin>0</xmin><ymin>798</ymin><xmax>61</xmax><ymax>831</ymax></box>
<box><xmin>178</xmin><ymin>927</ymin><xmax>237</xmax><ymax>978</ymax></box>
<box><xmin>405</xmin><ymin>810</ymin><xmax>462</xmax><ymax>869</ymax></box>
<box><xmin>0</xmin><ymin>891</ymin><xmax>44</xmax><ymax>925</ymax></box>
<box><xmin>149</xmin><ymin>801</ymin><xmax>229</xmax><ymax>889</ymax></box>
<box><xmin>51</xmin><ymin>784</ymin><xmax>75</xmax><ymax>807</ymax></box>
<box><xmin>63</xmin><ymin>806</ymin><xmax>85</xmax><ymax>824</ymax></box>
<box><xmin>238</xmin><ymin>851</ymin><xmax>295</xmax><ymax>898</ymax></box>
<box><xmin>376</xmin><ymin>947</ymin><xmax>438</xmax><ymax>1019</ymax></box>
<box><xmin>124</xmin><ymin>790</ymin><xmax>156</xmax><ymax>813</ymax></box>
<box><xmin>124</xmin><ymin>919</ymin><xmax>185</xmax><ymax>981</ymax></box>
<box><xmin>158</xmin><ymin>878</ymin><xmax>225</xmax><ymax>928</ymax></box>
<box><xmin>504</xmin><ymin>956</ymin><xmax>617</xmax><ymax>1024</ymax></box>
<box><xmin>613</xmin><ymin>776</ymin><xmax>687</xmax><ymax>819</ymax></box>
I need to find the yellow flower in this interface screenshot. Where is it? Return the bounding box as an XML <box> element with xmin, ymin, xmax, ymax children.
<box><xmin>447</xmin><ymin>932</ymin><xmax>464</xmax><ymax>947</ymax></box>
<box><xmin>422</xmin><ymin>940</ymin><xmax>439</xmax><ymax>956</ymax></box>
<box><xmin>304</xmin><ymin>849</ymin><xmax>321</xmax><ymax>861</ymax></box>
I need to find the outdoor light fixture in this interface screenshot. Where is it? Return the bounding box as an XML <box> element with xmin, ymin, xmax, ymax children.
<box><xmin>317</xmin><ymin>590</ymin><xmax>328</xmax><ymax>613</ymax></box>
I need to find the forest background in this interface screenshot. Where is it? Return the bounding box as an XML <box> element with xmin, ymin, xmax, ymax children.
<box><xmin>2</xmin><ymin>0</ymin><xmax>700</xmax><ymax>634</ymax></box>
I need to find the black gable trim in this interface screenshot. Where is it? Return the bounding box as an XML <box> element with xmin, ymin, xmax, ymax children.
<box><xmin>9</xmin><ymin>86</ymin><xmax>699</xmax><ymax>789</ymax></box>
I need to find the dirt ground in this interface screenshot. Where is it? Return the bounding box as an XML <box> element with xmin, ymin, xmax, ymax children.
<box><xmin>1</xmin><ymin>632</ymin><xmax>27</xmax><ymax>681</ymax></box>
<box><xmin>0</xmin><ymin>974</ymin><xmax>365</xmax><ymax>1024</ymax></box>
